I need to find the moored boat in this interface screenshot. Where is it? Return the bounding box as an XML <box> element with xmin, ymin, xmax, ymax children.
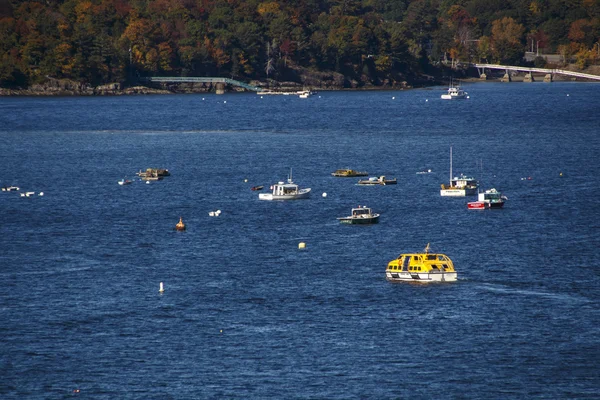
<box><xmin>331</xmin><ymin>169</ymin><xmax>368</xmax><ymax>177</ymax></box>
<box><xmin>251</xmin><ymin>185</ymin><xmax>264</xmax><ymax>191</ymax></box>
<box><xmin>467</xmin><ymin>188</ymin><xmax>507</xmax><ymax>209</ymax></box>
<box><xmin>440</xmin><ymin>147</ymin><xmax>478</xmax><ymax>196</ymax></box>
<box><xmin>357</xmin><ymin>176</ymin><xmax>397</xmax><ymax>185</ymax></box>
<box><xmin>259</xmin><ymin>170</ymin><xmax>311</xmax><ymax>200</ymax></box>
<box><xmin>441</xmin><ymin>81</ymin><xmax>468</xmax><ymax>100</ymax></box>
<box><xmin>337</xmin><ymin>205</ymin><xmax>380</xmax><ymax>224</ymax></box>
<box><xmin>118</xmin><ymin>178</ymin><xmax>132</xmax><ymax>185</ymax></box>
<box><xmin>386</xmin><ymin>243</ymin><xmax>457</xmax><ymax>283</ymax></box>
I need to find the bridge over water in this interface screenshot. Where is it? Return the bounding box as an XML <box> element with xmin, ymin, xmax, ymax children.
<box><xmin>141</xmin><ymin>77</ymin><xmax>261</xmax><ymax>92</ymax></box>
<box><xmin>473</xmin><ymin>64</ymin><xmax>600</xmax><ymax>82</ymax></box>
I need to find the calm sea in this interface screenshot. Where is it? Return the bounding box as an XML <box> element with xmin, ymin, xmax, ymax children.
<box><xmin>1</xmin><ymin>83</ymin><xmax>599</xmax><ymax>399</ymax></box>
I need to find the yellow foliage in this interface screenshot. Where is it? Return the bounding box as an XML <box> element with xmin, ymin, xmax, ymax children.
<box><xmin>257</xmin><ymin>2</ymin><xmax>280</xmax><ymax>16</ymax></box>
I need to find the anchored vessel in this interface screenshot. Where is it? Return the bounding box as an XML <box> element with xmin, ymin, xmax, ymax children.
<box><xmin>337</xmin><ymin>205</ymin><xmax>380</xmax><ymax>224</ymax></box>
<box><xmin>331</xmin><ymin>169</ymin><xmax>368</xmax><ymax>177</ymax></box>
<box><xmin>468</xmin><ymin>188</ymin><xmax>507</xmax><ymax>209</ymax></box>
<box><xmin>441</xmin><ymin>82</ymin><xmax>468</xmax><ymax>100</ymax></box>
<box><xmin>386</xmin><ymin>243</ymin><xmax>457</xmax><ymax>283</ymax></box>
<box><xmin>440</xmin><ymin>147</ymin><xmax>478</xmax><ymax>196</ymax></box>
<box><xmin>357</xmin><ymin>176</ymin><xmax>397</xmax><ymax>185</ymax></box>
<box><xmin>259</xmin><ymin>170</ymin><xmax>311</xmax><ymax>200</ymax></box>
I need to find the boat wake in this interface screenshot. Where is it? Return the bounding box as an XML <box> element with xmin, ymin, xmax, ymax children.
<box><xmin>476</xmin><ymin>283</ymin><xmax>588</xmax><ymax>303</ymax></box>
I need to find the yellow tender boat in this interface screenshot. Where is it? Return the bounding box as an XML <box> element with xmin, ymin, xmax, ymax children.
<box><xmin>386</xmin><ymin>243</ymin><xmax>457</xmax><ymax>283</ymax></box>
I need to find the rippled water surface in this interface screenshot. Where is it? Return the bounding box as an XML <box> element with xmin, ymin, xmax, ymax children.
<box><xmin>1</xmin><ymin>83</ymin><xmax>599</xmax><ymax>399</ymax></box>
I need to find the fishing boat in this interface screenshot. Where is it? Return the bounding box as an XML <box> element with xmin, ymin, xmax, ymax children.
<box><xmin>441</xmin><ymin>81</ymin><xmax>468</xmax><ymax>100</ymax></box>
<box><xmin>440</xmin><ymin>147</ymin><xmax>478</xmax><ymax>196</ymax></box>
<box><xmin>337</xmin><ymin>205</ymin><xmax>380</xmax><ymax>224</ymax></box>
<box><xmin>467</xmin><ymin>188</ymin><xmax>507</xmax><ymax>209</ymax></box>
<box><xmin>386</xmin><ymin>243</ymin><xmax>457</xmax><ymax>283</ymax></box>
<box><xmin>118</xmin><ymin>178</ymin><xmax>132</xmax><ymax>185</ymax></box>
<box><xmin>259</xmin><ymin>170</ymin><xmax>311</xmax><ymax>200</ymax></box>
<box><xmin>331</xmin><ymin>169</ymin><xmax>368</xmax><ymax>177</ymax></box>
<box><xmin>357</xmin><ymin>176</ymin><xmax>397</xmax><ymax>185</ymax></box>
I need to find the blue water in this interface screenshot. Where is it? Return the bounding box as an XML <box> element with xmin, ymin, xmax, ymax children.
<box><xmin>1</xmin><ymin>83</ymin><xmax>599</xmax><ymax>399</ymax></box>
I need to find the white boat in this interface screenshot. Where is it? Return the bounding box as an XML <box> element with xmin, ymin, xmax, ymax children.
<box><xmin>440</xmin><ymin>147</ymin><xmax>478</xmax><ymax>196</ymax></box>
<box><xmin>441</xmin><ymin>82</ymin><xmax>468</xmax><ymax>100</ymax></box>
<box><xmin>337</xmin><ymin>205</ymin><xmax>380</xmax><ymax>224</ymax></box>
<box><xmin>259</xmin><ymin>170</ymin><xmax>311</xmax><ymax>201</ymax></box>
<box><xmin>118</xmin><ymin>178</ymin><xmax>132</xmax><ymax>185</ymax></box>
<box><xmin>468</xmin><ymin>188</ymin><xmax>507</xmax><ymax>209</ymax></box>
<box><xmin>298</xmin><ymin>90</ymin><xmax>311</xmax><ymax>98</ymax></box>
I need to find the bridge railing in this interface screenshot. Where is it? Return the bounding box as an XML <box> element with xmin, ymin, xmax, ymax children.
<box><xmin>473</xmin><ymin>64</ymin><xmax>600</xmax><ymax>81</ymax></box>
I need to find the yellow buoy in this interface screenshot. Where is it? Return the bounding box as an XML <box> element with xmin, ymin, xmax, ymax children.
<box><xmin>298</xmin><ymin>242</ymin><xmax>306</xmax><ymax>249</ymax></box>
<box><xmin>175</xmin><ymin>217</ymin><xmax>186</xmax><ymax>231</ymax></box>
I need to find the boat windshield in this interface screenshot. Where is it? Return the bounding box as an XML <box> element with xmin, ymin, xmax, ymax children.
<box><xmin>353</xmin><ymin>208</ymin><xmax>370</xmax><ymax>216</ymax></box>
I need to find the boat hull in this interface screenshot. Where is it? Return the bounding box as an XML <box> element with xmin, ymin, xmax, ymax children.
<box><xmin>386</xmin><ymin>271</ymin><xmax>457</xmax><ymax>282</ymax></box>
<box><xmin>258</xmin><ymin>189</ymin><xmax>311</xmax><ymax>201</ymax></box>
<box><xmin>338</xmin><ymin>215</ymin><xmax>379</xmax><ymax>224</ymax></box>
<box><xmin>468</xmin><ymin>200</ymin><xmax>505</xmax><ymax>209</ymax></box>
<box><xmin>440</xmin><ymin>188</ymin><xmax>477</xmax><ymax>196</ymax></box>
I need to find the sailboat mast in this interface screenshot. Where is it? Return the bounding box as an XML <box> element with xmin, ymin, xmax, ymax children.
<box><xmin>449</xmin><ymin>146</ymin><xmax>453</xmax><ymax>186</ymax></box>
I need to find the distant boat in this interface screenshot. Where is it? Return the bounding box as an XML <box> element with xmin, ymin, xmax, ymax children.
<box><xmin>468</xmin><ymin>188</ymin><xmax>507</xmax><ymax>209</ymax></box>
<box><xmin>118</xmin><ymin>178</ymin><xmax>132</xmax><ymax>185</ymax></box>
<box><xmin>440</xmin><ymin>147</ymin><xmax>478</xmax><ymax>196</ymax></box>
<box><xmin>251</xmin><ymin>185</ymin><xmax>264</xmax><ymax>191</ymax></box>
<box><xmin>441</xmin><ymin>81</ymin><xmax>468</xmax><ymax>100</ymax></box>
<box><xmin>357</xmin><ymin>176</ymin><xmax>397</xmax><ymax>186</ymax></box>
<box><xmin>331</xmin><ymin>169</ymin><xmax>368</xmax><ymax>177</ymax></box>
<box><xmin>259</xmin><ymin>169</ymin><xmax>311</xmax><ymax>201</ymax></box>
<box><xmin>337</xmin><ymin>205</ymin><xmax>380</xmax><ymax>224</ymax></box>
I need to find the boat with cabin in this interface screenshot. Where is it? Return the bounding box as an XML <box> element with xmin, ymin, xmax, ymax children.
<box><xmin>440</xmin><ymin>147</ymin><xmax>478</xmax><ymax>196</ymax></box>
<box><xmin>441</xmin><ymin>81</ymin><xmax>468</xmax><ymax>100</ymax></box>
<box><xmin>259</xmin><ymin>170</ymin><xmax>311</xmax><ymax>200</ymax></box>
<box><xmin>331</xmin><ymin>169</ymin><xmax>368</xmax><ymax>177</ymax></box>
<box><xmin>357</xmin><ymin>176</ymin><xmax>397</xmax><ymax>185</ymax></box>
<box><xmin>467</xmin><ymin>188</ymin><xmax>507</xmax><ymax>209</ymax></box>
<box><xmin>386</xmin><ymin>243</ymin><xmax>457</xmax><ymax>283</ymax></box>
<box><xmin>337</xmin><ymin>205</ymin><xmax>380</xmax><ymax>224</ymax></box>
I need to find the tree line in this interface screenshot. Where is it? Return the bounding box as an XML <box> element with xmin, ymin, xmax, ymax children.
<box><xmin>1</xmin><ymin>0</ymin><xmax>599</xmax><ymax>88</ymax></box>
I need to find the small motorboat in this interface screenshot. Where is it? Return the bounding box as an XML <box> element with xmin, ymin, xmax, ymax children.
<box><xmin>386</xmin><ymin>243</ymin><xmax>457</xmax><ymax>283</ymax></box>
<box><xmin>467</xmin><ymin>188</ymin><xmax>507</xmax><ymax>209</ymax></box>
<box><xmin>337</xmin><ymin>205</ymin><xmax>380</xmax><ymax>224</ymax></box>
<box><xmin>251</xmin><ymin>185</ymin><xmax>264</xmax><ymax>191</ymax></box>
<box><xmin>1</xmin><ymin>186</ymin><xmax>20</xmax><ymax>191</ymax></box>
<box><xmin>259</xmin><ymin>170</ymin><xmax>311</xmax><ymax>201</ymax></box>
<box><xmin>441</xmin><ymin>81</ymin><xmax>468</xmax><ymax>100</ymax></box>
<box><xmin>357</xmin><ymin>176</ymin><xmax>397</xmax><ymax>185</ymax></box>
<box><xmin>175</xmin><ymin>217</ymin><xmax>186</xmax><ymax>231</ymax></box>
<box><xmin>118</xmin><ymin>178</ymin><xmax>132</xmax><ymax>185</ymax></box>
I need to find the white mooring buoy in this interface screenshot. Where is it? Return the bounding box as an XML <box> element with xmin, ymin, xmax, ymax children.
<box><xmin>322</xmin><ymin>192</ymin><xmax>327</xmax><ymax>198</ymax></box>
<box><xmin>159</xmin><ymin>282</ymin><xmax>164</xmax><ymax>293</ymax></box>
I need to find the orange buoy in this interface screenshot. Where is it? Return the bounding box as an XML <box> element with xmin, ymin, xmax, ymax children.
<box><xmin>175</xmin><ymin>217</ymin><xmax>186</xmax><ymax>231</ymax></box>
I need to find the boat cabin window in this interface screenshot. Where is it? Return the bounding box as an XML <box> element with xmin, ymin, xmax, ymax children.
<box><xmin>437</xmin><ymin>255</ymin><xmax>446</xmax><ymax>261</ymax></box>
<box><xmin>426</xmin><ymin>255</ymin><xmax>436</xmax><ymax>260</ymax></box>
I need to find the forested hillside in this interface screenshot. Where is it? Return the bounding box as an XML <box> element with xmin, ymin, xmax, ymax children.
<box><xmin>1</xmin><ymin>0</ymin><xmax>599</xmax><ymax>89</ymax></box>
